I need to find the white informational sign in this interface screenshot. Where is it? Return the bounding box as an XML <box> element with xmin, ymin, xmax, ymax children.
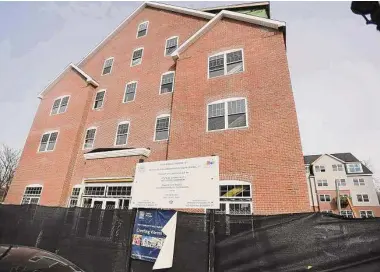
<box><xmin>131</xmin><ymin>156</ymin><xmax>220</xmax><ymax>209</ymax></box>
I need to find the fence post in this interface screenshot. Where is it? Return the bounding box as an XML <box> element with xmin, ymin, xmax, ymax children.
<box><xmin>207</xmin><ymin>209</ymin><xmax>216</xmax><ymax>272</ymax></box>
<box><xmin>125</xmin><ymin>208</ymin><xmax>137</xmax><ymax>272</ymax></box>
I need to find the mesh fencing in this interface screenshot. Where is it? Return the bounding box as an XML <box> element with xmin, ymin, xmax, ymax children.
<box><xmin>1</xmin><ymin>205</ymin><xmax>380</xmax><ymax>271</ymax></box>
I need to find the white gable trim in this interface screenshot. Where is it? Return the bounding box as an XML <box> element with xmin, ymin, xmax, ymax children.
<box><xmin>171</xmin><ymin>10</ymin><xmax>285</xmax><ymax>59</ymax></box>
<box><xmin>311</xmin><ymin>154</ymin><xmax>345</xmax><ymax>165</ymax></box>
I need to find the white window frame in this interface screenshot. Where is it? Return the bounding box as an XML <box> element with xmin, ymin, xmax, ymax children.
<box><xmin>340</xmin><ymin>210</ymin><xmax>353</xmax><ymax>218</ymax></box>
<box><xmin>206</xmin><ymin>97</ymin><xmax>248</xmax><ymax>132</ymax></box>
<box><xmin>317</xmin><ymin>179</ymin><xmax>328</xmax><ymax>187</ymax></box>
<box><xmin>136</xmin><ymin>21</ymin><xmax>149</xmax><ymax>38</ymax></box>
<box><xmin>21</xmin><ymin>184</ymin><xmax>43</xmax><ymax>205</ymax></box>
<box><xmin>93</xmin><ymin>89</ymin><xmax>106</xmax><ymax>110</ymax></box>
<box><xmin>37</xmin><ymin>130</ymin><xmax>59</xmax><ymax>153</ymax></box>
<box><xmin>153</xmin><ymin>114</ymin><xmax>171</xmax><ymax>142</ymax></box>
<box><xmin>360</xmin><ymin>210</ymin><xmax>374</xmax><ymax>218</ymax></box>
<box><xmin>332</xmin><ymin>164</ymin><xmax>343</xmax><ymax>172</ymax></box>
<box><xmin>83</xmin><ymin>127</ymin><xmax>97</xmax><ymax>150</ymax></box>
<box><xmin>319</xmin><ymin>194</ymin><xmax>331</xmax><ymax>202</ymax></box>
<box><xmin>315</xmin><ymin>165</ymin><xmax>326</xmax><ymax>172</ymax></box>
<box><xmin>218</xmin><ymin>180</ymin><xmax>252</xmax><ymax>215</ymax></box>
<box><xmin>101</xmin><ymin>57</ymin><xmax>114</xmax><ymax>76</ymax></box>
<box><xmin>164</xmin><ymin>36</ymin><xmax>179</xmax><ymax>56</ymax></box>
<box><xmin>347</xmin><ymin>163</ymin><xmax>363</xmax><ymax>173</ymax></box>
<box><xmin>353</xmin><ymin>178</ymin><xmax>366</xmax><ymax>186</ymax></box>
<box><xmin>130</xmin><ymin>47</ymin><xmax>144</xmax><ymax>67</ymax></box>
<box><xmin>114</xmin><ymin>121</ymin><xmax>130</xmax><ymax>146</ymax></box>
<box><xmin>335</xmin><ymin>178</ymin><xmax>346</xmax><ymax>186</ymax></box>
<box><xmin>50</xmin><ymin>95</ymin><xmax>70</xmax><ymax>115</ymax></box>
<box><xmin>357</xmin><ymin>194</ymin><xmax>369</xmax><ymax>202</ymax></box>
<box><xmin>67</xmin><ymin>185</ymin><xmax>82</xmax><ymax>208</ymax></box>
<box><xmin>159</xmin><ymin>71</ymin><xmax>175</xmax><ymax>95</ymax></box>
<box><xmin>123</xmin><ymin>81</ymin><xmax>138</xmax><ymax>103</ymax></box>
<box><xmin>207</xmin><ymin>48</ymin><xmax>245</xmax><ymax>79</ymax></box>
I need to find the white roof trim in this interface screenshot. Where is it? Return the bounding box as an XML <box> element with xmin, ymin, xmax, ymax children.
<box><xmin>84</xmin><ymin>148</ymin><xmax>151</xmax><ymax>160</ymax></box>
<box><xmin>171</xmin><ymin>10</ymin><xmax>285</xmax><ymax>59</ymax></box>
<box><xmin>38</xmin><ymin>63</ymin><xmax>99</xmax><ymax>99</ymax></box>
<box><xmin>311</xmin><ymin>154</ymin><xmax>345</xmax><ymax>165</ymax></box>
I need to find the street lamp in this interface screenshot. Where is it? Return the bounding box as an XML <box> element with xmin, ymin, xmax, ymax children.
<box><xmin>351</xmin><ymin>1</ymin><xmax>380</xmax><ymax>31</ymax></box>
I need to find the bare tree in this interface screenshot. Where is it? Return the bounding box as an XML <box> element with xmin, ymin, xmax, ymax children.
<box><xmin>0</xmin><ymin>145</ymin><xmax>21</xmax><ymax>201</ymax></box>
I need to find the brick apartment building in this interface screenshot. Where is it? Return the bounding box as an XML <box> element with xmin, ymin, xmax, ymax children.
<box><xmin>5</xmin><ymin>2</ymin><xmax>311</xmax><ymax>215</ymax></box>
<box><xmin>305</xmin><ymin>153</ymin><xmax>380</xmax><ymax>218</ymax></box>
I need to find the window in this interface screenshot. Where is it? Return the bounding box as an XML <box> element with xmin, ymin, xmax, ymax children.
<box><xmin>107</xmin><ymin>186</ymin><xmax>132</xmax><ymax>197</ymax></box>
<box><xmin>353</xmin><ymin>178</ymin><xmax>365</xmax><ymax>186</ymax></box>
<box><xmin>165</xmin><ymin>36</ymin><xmax>178</xmax><ymax>56</ymax></box>
<box><xmin>360</xmin><ymin>210</ymin><xmax>374</xmax><ymax>218</ymax></box>
<box><xmin>83</xmin><ymin>186</ymin><xmax>106</xmax><ymax>197</ymax></box>
<box><xmin>115</xmin><ymin>122</ymin><xmax>129</xmax><ymax>146</ymax></box>
<box><xmin>332</xmin><ymin>164</ymin><xmax>343</xmax><ymax>171</ymax></box>
<box><xmin>68</xmin><ymin>187</ymin><xmax>81</xmax><ymax>208</ymax></box>
<box><xmin>38</xmin><ymin>131</ymin><xmax>58</xmax><ymax>152</ymax></box>
<box><xmin>102</xmin><ymin>57</ymin><xmax>114</xmax><ymax>75</ymax></box>
<box><xmin>336</xmin><ymin>179</ymin><xmax>346</xmax><ymax>186</ymax></box>
<box><xmin>154</xmin><ymin>115</ymin><xmax>170</xmax><ymax>141</ymax></box>
<box><xmin>160</xmin><ymin>72</ymin><xmax>175</xmax><ymax>94</ymax></box>
<box><xmin>322</xmin><ymin>210</ymin><xmax>333</xmax><ymax>214</ymax></box>
<box><xmin>319</xmin><ymin>194</ymin><xmax>331</xmax><ymax>202</ymax></box>
<box><xmin>82</xmin><ymin>184</ymin><xmax>132</xmax><ymax>210</ymax></box>
<box><xmin>218</xmin><ymin>182</ymin><xmax>252</xmax><ymax>215</ymax></box>
<box><xmin>93</xmin><ymin>90</ymin><xmax>105</xmax><ymax>109</ymax></box>
<box><xmin>131</xmin><ymin>48</ymin><xmax>143</xmax><ymax>66</ymax></box>
<box><xmin>123</xmin><ymin>82</ymin><xmax>137</xmax><ymax>103</ymax></box>
<box><xmin>51</xmin><ymin>96</ymin><xmax>70</xmax><ymax>115</ymax></box>
<box><xmin>137</xmin><ymin>21</ymin><xmax>148</xmax><ymax>38</ymax></box>
<box><xmin>305</xmin><ymin>166</ymin><xmax>310</xmax><ymax>174</ymax></box>
<box><xmin>83</xmin><ymin>128</ymin><xmax>97</xmax><ymax>149</ymax></box>
<box><xmin>314</xmin><ymin>165</ymin><xmax>326</xmax><ymax>172</ymax></box>
<box><xmin>208</xmin><ymin>98</ymin><xmax>247</xmax><ymax>131</ymax></box>
<box><xmin>347</xmin><ymin>163</ymin><xmax>363</xmax><ymax>173</ymax></box>
<box><xmin>208</xmin><ymin>49</ymin><xmax>244</xmax><ymax>78</ymax></box>
<box><xmin>317</xmin><ymin>180</ymin><xmax>328</xmax><ymax>187</ymax></box>
<box><xmin>357</xmin><ymin>194</ymin><xmax>369</xmax><ymax>202</ymax></box>
<box><xmin>340</xmin><ymin>210</ymin><xmax>353</xmax><ymax>218</ymax></box>
<box><xmin>21</xmin><ymin>186</ymin><xmax>42</xmax><ymax>205</ymax></box>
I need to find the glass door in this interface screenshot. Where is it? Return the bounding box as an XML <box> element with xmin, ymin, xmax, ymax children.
<box><xmin>90</xmin><ymin>198</ymin><xmax>119</xmax><ymax>210</ymax></box>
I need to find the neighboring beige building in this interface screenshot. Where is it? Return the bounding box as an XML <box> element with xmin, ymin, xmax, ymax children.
<box><xmin>305</xmin><ymin>153</ymin><xmax>380</xmax><ymax>218</ymax></box>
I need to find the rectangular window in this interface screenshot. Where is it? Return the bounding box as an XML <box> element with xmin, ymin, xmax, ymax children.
<box><xmin>353</xmin><ymin>178</ymin><xmax>365</xmax><ymax>186</ymax></box>
<box><xmin>357</xmin><ymin>194</ymin><xmax>369</xmax><ymax>202</ymax></box>
<box><xmin>160</xmin><ymin>72</ymin><xmax>175</xmax><ymax>94</ymax></box>
<box><xmin>360</xmin><ymin>210</ymin><xmax>374</xmax><ymax>218</ymax></box>
<box><xmin>208</xmin><ymin>98</ymin><xmax>247</xmax><ymax>131</ymax></box>
<box><xmin>83</xmin><ymin>186</ymin><xmax>105</xmax><ymax>196</ymax></box>
<box><xmin>51</xmin><ymin>96</ymin><xmax>70</xmax><ymax>115</ymax></box>
<box><xmin>102</xmin><ymin>57</ymin><xmax>114</xmax><ymax>75</ymax></box>
<box><xmin>340</xmin><ymin>210</ymin><xmax>353</xmax><ymax>218</ymax></box>
<box><xmin>124</xmin><ymin>82</ymin><xmax>137</xmax><ymax>103</ymax></box>
<box><xmin>319</xmin><ymin>194</ymin><xmax>331</xmax><ymax>202</ymax></box>
<box><xmin>347</xmin><ymin>163</ymin><xmax>363</xmax><ymax>173</ymax></box>
<box><xmin>315</xmin><ymin>165</ymin><xmax>326</xmax><ymax>172</ymax></box>
<box><xmin>332</xmin><ymin>164</ymin><xmax>343</xmax><ymax>171</ymax></box>
<box><xmin>107</xmin><ymin>186</ymin><xmax>132</xmax><ymax>197</ymax></box>
<box><xmin>336</xmin><ymin>179</ymin><xmax>346</xmax><ymax>186</ymax></box>
<box><xmin>115</xmin><ymin>122</ymin><xmax>129</xmax><ymax>146</ymax></box>
<box><xmin>155</xmin><ymin>116</ymin><xmax>170</xmax><ymax>141</ymax></box>
<box><xmin>131</xmin><ymin>48</ymin><xmax>143</xmax><ymax>66</ymax></box>
<box><xmin>137</xmin><ymin>21</ymin><xmax>148</xmax><ymax>38</ymax></box>
<box><xmin>21</xmin><ymin>186</ymin><xmax>42</xmax><ymax>205</ymax></box>
<box><xmin>317</xmin><ymin>180</ymin><xmax>328</xmax><ymax>187</ymax></box>
<box><xmin>165</xmin><ymin>37</ymin><xmax>178</xmax><ymax>56</ymax></box>
<box><xmin>68</xmin><ymin>187</ymin><xmax>81</xmax><ymax>208</ymax></box>
<box><xmin>208</xmin><ymin>49</ymin><xmax>243</xmax><ymax>78</ymax></box>
<box><xmin>93</xmin><ymin>90</ymin><xmax>105</xmax><ymax>109</ymax></box>
<box><xmin>39</xmin><ymin>132</ymin><xmax>58</xmax><ymax>152</ymax></box>
<box><xmin>83</xmin><ymin>128</ymin><xmax>96</xmax><ymax>149</ymax></box>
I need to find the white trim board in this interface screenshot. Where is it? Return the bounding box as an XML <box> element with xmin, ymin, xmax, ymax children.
<box><xmin>84</xmin><ymin>148</ymin><xmax>151</xmax><ymax>160</ymax></box>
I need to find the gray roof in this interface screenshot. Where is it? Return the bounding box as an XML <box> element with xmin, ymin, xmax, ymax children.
<box><xmin>303</xmin><ymin>153</ymin><xmax>373</xmax><ymax>175</ymax></box>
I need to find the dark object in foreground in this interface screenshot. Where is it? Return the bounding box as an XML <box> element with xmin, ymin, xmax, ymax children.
<box><xmin>351</xmin><ymin>1</ymin><xmax>380</xmax><ymax>31</ymax></box>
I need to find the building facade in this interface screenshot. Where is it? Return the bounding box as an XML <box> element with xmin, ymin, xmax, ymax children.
<box><xmin>305</xmin><ymin>153</ymin><xmax>380</xmax><ymax>218</ymax></box>
<box><xmin>5</xmin><ymin>2</ymin><xmax>310</xmax><ymax>215</ymax></box>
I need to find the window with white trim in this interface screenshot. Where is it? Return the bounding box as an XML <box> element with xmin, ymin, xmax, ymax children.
<box><xmin>208</xmin><ymin>98</ymin><xmax>247</xmax><ymax>131</ymax></box>
<box><xmin>360</xmin><ymin>210</ymin><xmax>374</xmax><ymax>218</ymax></box>
<box><xmin>319</xmin><ymin>194</ymin><xmax>331</xmax><ymax>202</ymax></box>
<box><xmin>83</xmin><ymin>128</ymin><xmax>96</xmax><ymax>149</ymax></box>
<box><xmin>336</xmin><ymin>179</ymin><xmax>346</xmax><ymax>186</ymax></box>
<box><xmin>131</xmin><ymin>48</ymin><xmax>143</xmax><ymax>66</ymax></box>
<box><xmin>160</xmin><ymin>72</ymin><xmax>175</xmax><ymax>94</ymax></box>
<box><xmin>340</xmin><ymin>210</ymin><xmax>353</xmax><ymax>218</ymax></box>
<box><xmin>322</xmin><ymin>210</ymin><xmax>333</xmax><ymax>214</ymax></box>
<box><xmin>332</xmin><ymin>164</ymin><xmax>343</xmax><ymax>171</ymax></box>
<box><xmin>357</xmin><ymin>194</ymin><xmax>369</xmax><ymax>202</ymax></box>
<box><xmin>317</xmin><ymin>179</ymin><xmax>328</xmax><ymax>187</ymax></box>
<box><xmin>353</xmin><ymin>178</ymin><xmax>365</xmax><ymax>186</ymax></box>
<box><xmin>21</xmin><ymin>186</ymin><xmax>42</xmax><ymax>205</ymax></box>
<box><xmin>217</xmin><ymin>182</ymin><xmax>252</xmax><ymax>215</ymax></box>
<box><xmin>51</xmin><ymin>96</ymin><xmax>69</xmax><ymax>115</ymax></box>
<box><xmin>137</xmin><ymin>21</ymin><xmax>148</xmax><ymax>38</ymax></box>
<box><xmin>82</xmin><ymin>184</ymin><xmax>132</xmax><ymax>210</ymax></box>
<box><xmin>38</xmin><ymin>131</ymin><xmax>58</xmax><ymax>152</ymax></box>
<box><xmin>315</xmin><ymin>165</ymin><xmax>326</xmax><ymax>172</ymax></box>
<box><xmin>165</xmin><ymin>36</ymin><xmax>178</xmax><ymax>56</ymax></box>
<box><xmin>347</xmin><ymin>163</ymin><xmax>363</xmax><ymax>173</ymax></box>
<box><xmin>155</xmin><ymin>115</ymin><xmax>170</xmax><ymax>141</ymax></box>
<box><xmin>102</xmin><ymin>57</ymin><xmax>114</xmax><ymax>75</ymax></box>
<box><xmin>93</xmin><ymin>90</ymin><xmax>105</xmax><ymax>109</ymax></box>
<box><xmin>68</xmin><ymin>187</ymin><xmax>81</xmax><ymax>208</ymax></box>
<box><xmin>115</xmin><ymin>122</ymin><xmax>129</xmax><ymax>146</ymax></box>
<box><xmin>123</xmin><ymin>82</ymin><xmax>137</xmax><ymax>103</ymax></box>
<box><xmin>208</xmin><ymin>49</ymin><xmax>243</xmax><ymax>78</ymax></box>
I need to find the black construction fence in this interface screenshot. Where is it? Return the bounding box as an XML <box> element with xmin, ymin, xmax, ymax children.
<box><xmin>1</xmin><ymin>205</ymin><xmax>380</xmax><ymax>271</ymax></box>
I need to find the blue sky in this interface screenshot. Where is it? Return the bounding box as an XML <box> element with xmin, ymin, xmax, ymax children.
<box><xmin>1</xmin><ymin>1</ymin><xmax>379</xmax><ymax>180</ymax></box>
